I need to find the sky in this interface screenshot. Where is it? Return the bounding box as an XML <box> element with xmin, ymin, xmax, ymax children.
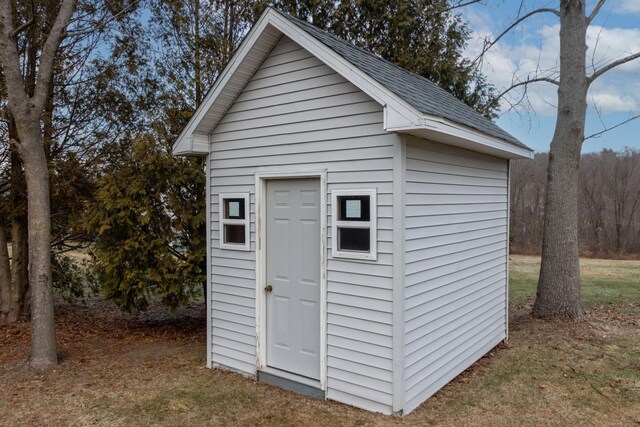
<box><xmin>460</xmin><ymin>0</ymin><xmax>640</xmax><ymax>153</ymax></box>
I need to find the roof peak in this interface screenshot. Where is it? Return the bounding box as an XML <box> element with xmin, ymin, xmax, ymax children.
<box><xmin>274</xmin><ymin>8</ymin><xmax>528</xmax><ymax>150</ymax></box>
<box><xmin>173</xmin><ymin>6</ymin><xmax>532</xmax><ymax>159</ymax></box>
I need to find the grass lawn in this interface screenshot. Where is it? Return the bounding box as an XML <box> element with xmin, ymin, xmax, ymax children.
<box><xmin>1</xmin><ymin>255</ymin><xmax>639</xmax><ymax>426</ymax></box>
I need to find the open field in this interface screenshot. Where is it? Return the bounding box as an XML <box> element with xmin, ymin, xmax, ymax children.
<box><xmin>1</xmin><ymin>255</ymin><xmax>639</xmax><ymax>426</ymax></box>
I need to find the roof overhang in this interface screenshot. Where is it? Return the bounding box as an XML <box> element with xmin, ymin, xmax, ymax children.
<box><xmin>173</xmin><ymin>8</ymin><xmax>533</xmax><ymax>160</ymax></box>
<box><xmin>387</xmin><ymin>114</ymin><xmax>534</xmax><ymax>159</ymax></box>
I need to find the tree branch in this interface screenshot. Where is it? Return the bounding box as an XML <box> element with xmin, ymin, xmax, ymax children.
<box><xmin>33</xmin><ymin>0</ymin><xmax>78</xmax><ymax>113</ymax></box>
<box><xmin>472</xmin><ymin>8</ymin><xmax>560</xmax><ymax>65</ymax></box>
<box><xmin>587</xmin><ymin>0</ymin><xmax>607</xmax><ymax>24</ymax></box>
<box><xmin>11</xmin><ymin>17</ymin><xmax>32</xmax><ymax>37</ymax></box>
<box><xmin>11</xmin><ymin>0</ymin><xmax>35</xmax><ymax>37</ymax></box>
<box><xmin>66</xmin><ymin>1</ymin><xmax>138</xmax><ymax>38</ymax></box>
<box><xmin>584</xmin><ymin>114</ymin><xmax>640</xmax><ymax>141</ymax></box>
<box><xmin>167</xmin><ymin>243</ymin><xmax>187</xmax><ymax>261</ymax></box>
<box><xmin>444</xmin><ymin>0</ymin><xmax>483</xmax><ymax>13</ymax></box>
<box><xmin>588</xmin><ymin>52</ymin><xmax>640</xmax><ymax>84</ymax></box>
<box><xmin>0</xmin><ymin>0</ymin><xmax>28</xmax><ymax>108</ymax></box>
<box><xmin>496</xmin><ymin>77</ymin><xmax>559</xmax><ymax>101</ymax></box>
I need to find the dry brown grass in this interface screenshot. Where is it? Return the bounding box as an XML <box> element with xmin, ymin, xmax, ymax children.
<box><xmin>1</xmin><ymin>256</ymin><xmax>639</xmax><ymax>426</ymax></box>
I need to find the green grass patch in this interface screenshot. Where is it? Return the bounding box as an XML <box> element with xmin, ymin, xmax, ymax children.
<box><xmin>509</xmin><ymin>255</ymin><xmax>640</xmax><ymax>311</ymax></box>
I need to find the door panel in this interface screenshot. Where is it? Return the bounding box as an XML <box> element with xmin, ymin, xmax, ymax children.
<box><xmin>266</xmin><ymin>178</ymin><xmax>321</xmax><ymax>380</ymax></box>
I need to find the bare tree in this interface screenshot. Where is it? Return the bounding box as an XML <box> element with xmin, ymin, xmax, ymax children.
<box><xmin>602</xmin><ymin>149</ymin><xmax>640</xmax><ymax>253</ymax></box>
<box><xmin>1</xmin><ymin>0</ymin><xmax>145</xmax><ymax>328</ymax></box>
<box><xmin>0</xmin><ymin>0</ymin><xmax>77</xmax><ymax>369</ymax></box>
<box><xmin>511</xmin><ymin>149</ymin><xmax>640</xmax><ymax>258</ymax></box>
<box><xmin>510</xmin><ymin>153</ymin><xmax>547</xmax><ymax>252</ymax></box>
<box><xmin>480</xmin><ymin>0</ymin><xmax>640</xmax><ymax>318</ymax></box>
<box><xmin>579</xmin><ymin>152</ymin><xmax>606</xmax><ymax>254</ymax></box>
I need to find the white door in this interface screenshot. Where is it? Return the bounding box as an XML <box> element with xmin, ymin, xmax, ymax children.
<box><xmin>265</xmin><ymin>178</ymin><xmax>321</xmax><ymax>380</ymax></box>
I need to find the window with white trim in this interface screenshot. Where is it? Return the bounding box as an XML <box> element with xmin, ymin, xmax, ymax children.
<box><xmin>331</xmin><ymin>189</ymin><xmax>377</xmax><ymax>260</ymax></box>
<box><xmin>219</xmin><ymin>193</ymin><xmax>250</xmax><ymax>251</ymax></box>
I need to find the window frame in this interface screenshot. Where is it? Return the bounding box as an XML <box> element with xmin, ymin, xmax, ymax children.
<box><xmin>331</xmin><ymin>189</ymin><xmax>377</xmax><ymax>261</ymax></box>
<box><xmin>219</xmin><ymin>192</ymin><xmax>251</xmax><ymax>251</ymax></box>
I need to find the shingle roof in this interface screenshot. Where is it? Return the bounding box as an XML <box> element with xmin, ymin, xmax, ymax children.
<box><xmin>279</xmin><ymin>11</ymin><xmax>528</xmax><ymax>149</ymax></box>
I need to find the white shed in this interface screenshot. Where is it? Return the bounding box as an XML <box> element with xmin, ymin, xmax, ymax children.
<box><xmin>173</xmin><ymin>7</ymin><xmax>533</xmax><ymax>416</ymax></box>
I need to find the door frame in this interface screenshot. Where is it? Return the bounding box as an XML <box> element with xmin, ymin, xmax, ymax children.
<box><xmin>254</xmin><ymin>170</ymin><xmax>328</xmax><ymax>392</ymax></box>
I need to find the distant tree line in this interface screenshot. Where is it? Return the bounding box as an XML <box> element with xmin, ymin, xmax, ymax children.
<box><xmin>511</xmin><ymin>149</ymin><xmax>640</xmax><ymax>258</ymax></box>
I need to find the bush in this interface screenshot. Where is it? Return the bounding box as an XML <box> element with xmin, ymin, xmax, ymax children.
<box><xmin>52</xmin><ymin>253</ymin><xmax>100</xmax><ymax>304</ymax></box>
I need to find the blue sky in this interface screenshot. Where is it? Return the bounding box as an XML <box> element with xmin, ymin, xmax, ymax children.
<box><xmin>460</xmin><ymin>0</ymin><xmax>640</xmax><ymax>153</ymax></box>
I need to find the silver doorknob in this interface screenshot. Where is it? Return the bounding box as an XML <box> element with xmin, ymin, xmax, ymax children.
<box><xmin>265</xmin><ymin>284</ymin><xmax>273</xmax><ymax>292</ymax></box>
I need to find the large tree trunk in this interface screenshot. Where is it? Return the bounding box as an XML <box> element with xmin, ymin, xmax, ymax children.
<box><xmin>532</xmin><ymin>0</ymin><xmax>587</xmax><ymax>318</ymax></box>
<box><xmin>0</xmin><ymin>223</ymin><xmax>11</xmax><ymax>320</ymax></box>
<box><xmin>18</xmin><ymin>129</ymin><xmax>57</xmax><ymax>369</ymax></box>
<box><xmin>0</xmin><ymin>0</ymin><xmax>76</xmax><ymax>370</ymax></box>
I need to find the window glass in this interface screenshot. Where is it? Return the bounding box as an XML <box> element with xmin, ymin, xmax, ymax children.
<box><xmin>332</xmin><ymin>189</ymin><xmax>376</xmax><ymax>260</ymax></box>
<box><xmin>224</xmin><ymin>198</ymin><xmax>245</xmax><ymax>219</ymax></box>
<box><xmin>337</xmin><ymin>195</ymin><xmax>370</xmax><ymax>222</ymax></box>
<box><xmin>224</xmin><ymin>224</ymin><xmax>246</xmax><ymax>244</ymax></box>
<box><xmin>219</xmin><ymin>193</ymin><xmax>250</xmax><ymax>250</ymax></box>
<box><xmin>338</xmin><ymin>227</ymin><xmax>370</xmax><ymax>252</ymax></box>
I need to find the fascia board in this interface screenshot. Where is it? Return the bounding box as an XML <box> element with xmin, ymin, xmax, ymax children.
<box><xmin>389</xmin><ymin>114</ymin><xmax>534</xmax><ymax>160</ymax></box>
<box><xmin>172</xmin><ymin>10</ymin><xmax>275</xmax><ymax>156</ymax></box>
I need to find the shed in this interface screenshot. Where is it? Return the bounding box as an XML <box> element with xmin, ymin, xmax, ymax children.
<box><xmin>173</xmin><ymin>7</ymin><xmax>534</xmax><ymax>416</ymax></box>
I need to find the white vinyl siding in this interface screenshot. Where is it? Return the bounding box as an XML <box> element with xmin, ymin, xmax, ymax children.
<box><xmin>402</xmin><ymin>136</ymin><xmax>509</xmax><ymax>414</ymax></box>
<box><xmin>208</xmin><ymin>36</ymin><xmax>395</xmax><ymax>414</ymax></box>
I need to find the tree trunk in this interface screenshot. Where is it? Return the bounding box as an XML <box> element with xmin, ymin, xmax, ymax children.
<box><xmin>18</xmin><ymin>130</ymin><xmax>57</xmax><ymax>369</ymax></box>
<box><xmin>0</xmin><ymin>223</ymin><xmax>11</xmax><ymax>321</ymax></box>
<box><xmin>5</xmin><ymin>126</ymin><xmax>30</xmax><ymax>322</ymax></box>
<box><xmin>532</xmin><ymin>0</ymin><xmax>587</xmax><ymax>318</ymax></box>
<box><xmin>194</xmin><ymin>0</ymin><xmax>202</xmax><ymax>106</ymax></box>
<box><xmin>0</xmin><ymin>0</ymin><xmax>76</xmax><ymax>370</ymax></box>
<box><xmin>8</xmin><ymin>215</ymin><xmax>29</xmax><ymax>321</ymax></box>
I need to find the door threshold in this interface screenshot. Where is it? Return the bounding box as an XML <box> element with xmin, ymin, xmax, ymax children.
<box><xmin>258</xmin><ymin>367</ymin><xmax>324</xmax><ymax>399</ymax></box>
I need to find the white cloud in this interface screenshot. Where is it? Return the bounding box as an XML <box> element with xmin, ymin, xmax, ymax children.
<box><xmin>590</xmin><ymin>91</ymin><xmax>639</xmax><ymax>113</ymax></box>
<box><xmin>464</xmin><ymin>13</ymin><xmax>640</xmax><ymax>118</ymax></box>
<box><xmin>586</xmin><ymin>25</ymin><xmax>640</xmax><ymax>74</ymax></box>
<box><xmin>618</xmin><ymin>0</ymin><xmax>640</xmax><ymax>14</ymax></box>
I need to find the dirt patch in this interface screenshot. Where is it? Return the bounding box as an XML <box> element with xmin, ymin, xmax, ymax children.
<box><xmin>2</xmin><ymin>300</ymin><xmax>638</xmax><ymax>427</ymax></box>
<box><xmin>1</xmin><ymin>256</ymin><xmax>639</xmax><ymax>426</ymax></box>
<box><xmin>0</xmin><ymin>301</ymin><xmax>397</xmax><ymax>427</ymax></box>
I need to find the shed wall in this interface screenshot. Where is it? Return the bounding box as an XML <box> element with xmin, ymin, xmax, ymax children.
<box><xmin>402</xmin><ymin>136</ymin><xmax>509</xmax><ymax>414</ymax></box>
<box><xmin>208</xmin><ymin>35</ymin><xmax>396</xmax><ymax>414</ymax></box>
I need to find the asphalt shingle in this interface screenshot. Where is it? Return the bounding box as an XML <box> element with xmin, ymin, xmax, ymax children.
<box><xmin>279</xmin><ymin>11</ymin><xmax>528</xmax><ymax>149</ymax></box>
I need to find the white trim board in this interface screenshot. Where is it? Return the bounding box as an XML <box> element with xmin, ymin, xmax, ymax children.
<box><xmin>205</xmin><ymin>155</ymin><xmax>212</xmax><ymax>368</ymax></box>
<box><xmin>218</xmin><ymin>192</ymin><xmax>251</xmax><ymax>251</ymax></box>
<box><xmin>254</xmin><ymin>170</ymin><xmax>329</xmax><ymax>393</ymax></box>
<box><xmin>505</xmin><ymin>159</ymin><xmax>511</xmax><ymax>343</ymax></box>
<box><xmin>391</xmin><ymin>134</ymin><xmax>406</xmax><ymax>415</ymax></box>
<box><xmin>330</xmin><ymin>189</ymin><xmax>378</xmax><ymax>261</ymax></box>
<box><xmin>172</xmin><ymin>8</ymin><xmax>533</xmax><ymax>160</ymax></box>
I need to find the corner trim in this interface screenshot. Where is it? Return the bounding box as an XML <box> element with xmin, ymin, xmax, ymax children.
<box><xmin>391</xmin><ymin>134</ymin><xmax>406</xmax><ymax>413</ymax></box>
<box><xmin>505</xmin><ymin>159</ymin><xmax>511</xmax><ymax>343</ymax></box>
<box><xmin>205</xmin><ymin>154</ymin><xmax>213</xmax><ymax>368</ymax></box>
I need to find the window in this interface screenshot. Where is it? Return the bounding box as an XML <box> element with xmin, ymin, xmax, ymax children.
<box><xmin>331</xmin><ymin>189</ymin><xmax>377</xmax><ymax>260</ymax></box>
<box><xmin>219</xmin><ymin>193</ymin><xmax>250</xmax><ymax>250</ymax></box>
